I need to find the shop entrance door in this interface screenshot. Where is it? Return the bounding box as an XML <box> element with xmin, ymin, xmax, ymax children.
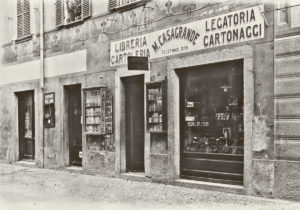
<box><xmin>66</xmin><ymin>84</ymin><xmax>82</xmax><ymax>166</ymax></box>
<box><xmin>18</xmin><ymin>91</ymin><xmax>35</xmax><ymax>160</ymax></box>
<box><xmin>124</xmin><ymin>75</ymin><xmax>145</xmax><ymax>172</ymax></box>
<box><xmin>179</xmin><ymin>61</ymin><xmax>244</xmax><ymax>185</ymax></box>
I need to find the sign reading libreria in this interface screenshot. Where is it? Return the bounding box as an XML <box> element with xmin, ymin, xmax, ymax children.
<box><xmin>110</xmin><ymin>6</ymin><xmax>264</xmax><ymax>66</ymax></box>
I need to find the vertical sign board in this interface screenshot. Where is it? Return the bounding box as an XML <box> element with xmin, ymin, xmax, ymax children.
<box><xmin>44</xmin><ymin>92</ymin><xmax>55</xmax><ymax>128</ymax></box>
<box><xmin>128</xmin><ymin>56</ymin><xmax>149</xmax><ymax>70</ymax></box>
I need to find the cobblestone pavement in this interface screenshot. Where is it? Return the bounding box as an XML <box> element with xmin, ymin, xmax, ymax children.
<box><xmin>0</xmin><ymin>163</ymin><xmax>299</xmax><ymax>210</ymax></box>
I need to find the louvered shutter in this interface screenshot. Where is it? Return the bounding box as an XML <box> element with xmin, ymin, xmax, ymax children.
<box><xmin>56</xmin><ymin>0</ymin><xmax>64</xmax><ymax>27</ymax></box>
<box><xmin>108</xmin><ymin>0</ymin><xmax>117</xmax><ymax>10</ymax></box>
<box><xmin>82</xmin><ymin>0</ymin><xmax>91</xmax><ymax>19</ymax></box>
<box><xmin>17</xmin><ymin>0</ymin><xmax>23</xmax><ymax>38</ymax></box>
<box><xmin>23</xmin><ymin>0</ymin><xmax>30</xmax><ymax>36</ymax></box>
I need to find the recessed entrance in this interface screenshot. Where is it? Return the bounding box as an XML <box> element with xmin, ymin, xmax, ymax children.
<box><xmin>65</xmin><ymin>84</ymin><xmax>82</xmax><ymax>166</ymax></box>
<box><xmin>17</xmin><ymin>90</ymin><xmax>35</xmax><ymax>160</ymax></box>
<box><xmin>179</xmin><ymin>60</ymin><xmax>244</xmax><ymax>185</ymax></box>
<box><xmin>123</xmin><ymin>75</ymin><xmax>145</xmax><ymax>172</ymax></box>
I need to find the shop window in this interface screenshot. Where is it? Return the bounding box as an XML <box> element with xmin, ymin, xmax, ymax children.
<box><xmin>56</xmin><ymin>0</ymin><xmax>91</xmax><ymax>27</ymax></box>
<box><xmin>180</xmin><ymin>62</ymin><xmax>244</xmax><ymax>156</ymax></box>
<box><xmin>108</xmin><ymin>0</ymin><xmax>147</xmax><ymax>11</ymax></box>
<box><xmin>16</xmin><ymin>0</ymin><xmax>31</xmax><ymax>39</ymax></box>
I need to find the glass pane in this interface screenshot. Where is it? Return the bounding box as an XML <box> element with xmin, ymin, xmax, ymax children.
<box><xmin>65</xmin><ymin>0</ymin><xmax>82</xmax><ymax>23</ymax></box>
<box><xmin>24</xmin><ymin>106</ymin><xmax>32</xmax><ymax>138</ymax></box>
<box><xmin>182</xmin><ymin>62</ymin><xmax>244</xmax><ymax>155</ymax></box>
<box><xmin>147</xmin><ymin>85</ymin><xmax>164</xmax><ymax>132</ymax></box>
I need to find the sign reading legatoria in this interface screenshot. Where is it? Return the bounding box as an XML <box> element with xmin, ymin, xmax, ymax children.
<box><xmin>110</xmin><ymin>5</ymin><xmax>264</xmax><ymax>66</ymax></box>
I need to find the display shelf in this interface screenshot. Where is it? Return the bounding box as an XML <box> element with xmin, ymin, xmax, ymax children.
<box><xmin>83</xmin><ymin>87</ymin><xmax>107</xmax><ymax>135</ymax></box>
<box><xmin>146</xmin><ymin>81</ymin><xmax>167</xmax><ymax>133</ymax></box>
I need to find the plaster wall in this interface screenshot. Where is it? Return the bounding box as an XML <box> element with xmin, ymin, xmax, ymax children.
<box><xmin>274</xmin><ymin>34</ymin><xmax>300</xmax><ymax>200</ymax></box>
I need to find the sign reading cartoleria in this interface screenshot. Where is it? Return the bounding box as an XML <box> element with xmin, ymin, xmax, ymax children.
<box><xmin>110</xmin><ymin>5</ymin><xmax>265</xmax><ymax>66</ymax></box>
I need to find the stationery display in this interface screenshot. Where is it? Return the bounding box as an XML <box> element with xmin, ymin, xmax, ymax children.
<box><xmin>146</xmin><ymin>81</ymin><xmax>167</xmax><ymax>133</ymax></box>
<box><xmin>83</xmin><ymin>87</ymin><xmax>107</xmax><ymax>135</ymax></box>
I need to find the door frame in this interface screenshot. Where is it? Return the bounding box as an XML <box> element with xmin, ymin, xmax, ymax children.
<box><xmin>123</xmin><ymin>75</ymin><xmax>145</xmax><ymax>172</ymax></box>
<box><xmin>167</xmin><ymin>45</ymin><xmax>254</xmax><ymax>191</ymax></box>
<box><xmin>63</xmin><ymin>83</ymin><xmax>82</xmax><ymax>167</ymax></box>
<box><xmin>114</xmin><ymin>67</ymin><xmax>151</xmax><ymax>176</ymax></box>
<box><xmin>16</xmin><ymin>90</ymin><xmax>36</xmax><ymax>161</ymax></box>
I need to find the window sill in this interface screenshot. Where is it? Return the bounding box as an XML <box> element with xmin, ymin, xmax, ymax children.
<box><xmin>15</xmin><ymin>35</ymin><xmax>32</xmax><ymax>44</ymax></box>
<box><xmin>63</xmin><ymin>18</ymin><xmax>84</xmax><ymax>28</ymax></box>
<box><xmin>276</xmin><ymin>26</ymin><xmax>300</xmax><ymax>39</ymax></box>
<box><xmin>57</xmin><ymin>16</ymin><xmax>91</xmax><ymax>29</ymax></box>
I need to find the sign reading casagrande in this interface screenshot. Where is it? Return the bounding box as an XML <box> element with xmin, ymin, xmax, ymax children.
<box><xmin>110</xmin><ymin>6</ymin><xmax>264</xmax><ymax>66</ymax></box>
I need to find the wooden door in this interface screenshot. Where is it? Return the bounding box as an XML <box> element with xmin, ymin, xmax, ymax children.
<box><xmin>124</xmin><ymin>75</ymin><xmax>145</xmax><ymax>172</ymax></box>
<box><xmin>18</xmin><ymin>91</ymin><xmax>35</xmax><ymax>160</ymax></box>
<box><xmin>66</xmin><ymin>85</ymin><xmax>82</xmax><ymax>166</ymax></box>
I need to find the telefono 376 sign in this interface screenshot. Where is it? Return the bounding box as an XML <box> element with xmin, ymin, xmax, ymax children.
<box><xmin>110</xmin><ymin>5</ymin><xmax>265</xmax><ymax>66</ymax></box>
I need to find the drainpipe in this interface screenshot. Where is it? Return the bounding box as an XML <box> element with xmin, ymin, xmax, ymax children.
<box><xmin>40</xmin><ymin>0</ymin><xmax>45</xmax><ymax>168</ymax></box>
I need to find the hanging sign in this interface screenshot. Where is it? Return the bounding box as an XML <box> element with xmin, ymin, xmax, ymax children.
<box><xmin>110</xmin><ymin>5</ymin><xmax>265</xmax><ymax>66</ymax></box>
<box><xmin>45</xmin><ymin>92</ymin><xmax>55</xmax><ymax>105</ymax></box>
<box><xmin>128</xmin><ymin>56</ymin><xmax>149</xmax><ymax>70</ymax></box>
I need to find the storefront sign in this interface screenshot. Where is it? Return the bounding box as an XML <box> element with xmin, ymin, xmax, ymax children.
<box><xmin>110</xmin><ymin>5</ymin><xmax>264</xmax><ymax>66</ymax></box>
<box><xmin>45</xmin><ymin>92</ymin><xmax>55</xmax><ymax>105</ymax></box>
<box><xmin>128</xmin><ymin>56</ymin><xmax>149</xmax><ymax>70</ymax></box>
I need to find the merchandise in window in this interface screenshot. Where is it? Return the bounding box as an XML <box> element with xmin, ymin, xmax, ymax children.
<box><xmin>181</xmin><ymin>62</ymin><xmax>244</xmax><ymax>156</ymax></box>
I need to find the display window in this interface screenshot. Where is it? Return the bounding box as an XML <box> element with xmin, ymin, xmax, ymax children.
<box><xmin>181</xmin><ymin>62</ymin><xmax>243</xmax><ymax>155</ymax></box>
<box><xmin>179</xmin><ymin>60</ymin><xmax>244</xmax><ymax>184</ymax></box>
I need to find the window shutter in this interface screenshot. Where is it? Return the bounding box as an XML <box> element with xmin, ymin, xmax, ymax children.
<box><xmin>56</xmin><ymin>0</ymin><xmax>64</xmax><ymax>27</ymax></box>
<box><xmin>23</xmin><ymin>0</ymin><xmax>30</xmax><ymax>36</ymax></box>
<box><xmin>82</xmin><ymin>0</ymin><xmax>91</xmax><ymax>19</ymax></box>
<box><xmin>108</xmin><ymin>0</ymin><xmax>117</xmax><ymax>10</ymax></box>
<box><xmin>17</xmin><ymin>0</ymin><xmax>23</xmax><ymax>38</ymax></box>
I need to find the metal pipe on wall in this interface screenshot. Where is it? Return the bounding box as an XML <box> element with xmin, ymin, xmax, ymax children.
<box><xmin>40</xmin><ymin>0</ymin><xmax>45</xmax><ymax>168</ymax></box>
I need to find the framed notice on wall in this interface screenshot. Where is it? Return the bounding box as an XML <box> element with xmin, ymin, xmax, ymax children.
<box><xmin>44</xmin><ymin>92</ymin><xmax>55</xmax><ymax>128</ymax></box>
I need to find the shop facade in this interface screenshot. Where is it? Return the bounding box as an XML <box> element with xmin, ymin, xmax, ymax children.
<box><xmin>0</xmin><ymin>0</ymin><xmax>300</xmax><ymax>201</ymax></box>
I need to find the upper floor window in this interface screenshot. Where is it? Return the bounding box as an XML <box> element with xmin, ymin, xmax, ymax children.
<box><xmin>56</xmin><ymin>0</ymin><xmax>91</xmax><ymax>27</ymax></box>
<box><xmin>108</xmin><ymin>0</ymin><xmax>146</xmax><ymax>11</ymax></box>
<box><xmin>278</xmin><ymin>0</ymin><xmax>300</xmax><ymax>28</ymax></box>
<box><xmin>17</xmin><ymin>0</ymin><xmax>31</xmax><ymax>39</ymax></box>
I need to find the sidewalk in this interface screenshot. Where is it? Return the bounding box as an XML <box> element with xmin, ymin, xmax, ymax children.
<box><xmin>0</xmin><ymin>163</ymin><xmax>299</xmax><ymax>210</ymax></box>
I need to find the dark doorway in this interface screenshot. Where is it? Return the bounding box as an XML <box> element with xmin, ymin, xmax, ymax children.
<box><xmin>179</xmin><ymin>60</ymin><xmax>244</xmax><ymax>185</ymax></box>
<box><xmin>65</xmin><ymin>84</ymin><xmax>82</xmax><ymax>166</ymax></box>
<box><xmin>123</xmin><ymin>75</ymin><xmax>145</xmax><ymax>172</ymax></box>
<box><xmin>18</xmin><ymin>91</ymin><xmax>35</xmax><ymax>160</ymax></box>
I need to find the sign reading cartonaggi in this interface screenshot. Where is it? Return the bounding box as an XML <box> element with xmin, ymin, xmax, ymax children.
<box><xmin>110</xmin><ymin>6</ymin><xmax>264</xmax><ymax>66</ymax></box>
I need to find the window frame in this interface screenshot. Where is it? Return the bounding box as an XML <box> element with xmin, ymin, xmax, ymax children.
<box><xmin>108</xmin><ymin>0</ymin><xmax>148</xmax><ymax>12</ymax></box>
<box><xmin>56</xmin><ymin>0</ymin><xmax>91</xmax><ymax>28</ymax></box>
<box><xmin>15</xmin><ymin>0</ymin><xmax>32</xmax><ymax>43</ymax></box>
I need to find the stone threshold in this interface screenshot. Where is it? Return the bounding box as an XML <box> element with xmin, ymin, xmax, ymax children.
<box><xmin>174</xmin><ymin>179</ymin><xmax>246</xmax><ymax>195</ymax></box>
<box><xmin>119</xmin><ymin>172</ymin><xmax>151</xmax><ymax>182</ymax></box>
<box><xmin>64</xmin><ymin>166</ymin><xmax>84</xmax><ymax>174</ymax></box>
<box><xmin>13</xmin><ymin>160</ymin><xmax>37</xmax><ymax>168</ymax></box>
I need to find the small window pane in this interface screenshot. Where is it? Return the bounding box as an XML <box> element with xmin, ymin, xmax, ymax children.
<box><xmin>65</xmin><ymin>0</ymin><xmax>82</xmax><ymax>23</ymax></box>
